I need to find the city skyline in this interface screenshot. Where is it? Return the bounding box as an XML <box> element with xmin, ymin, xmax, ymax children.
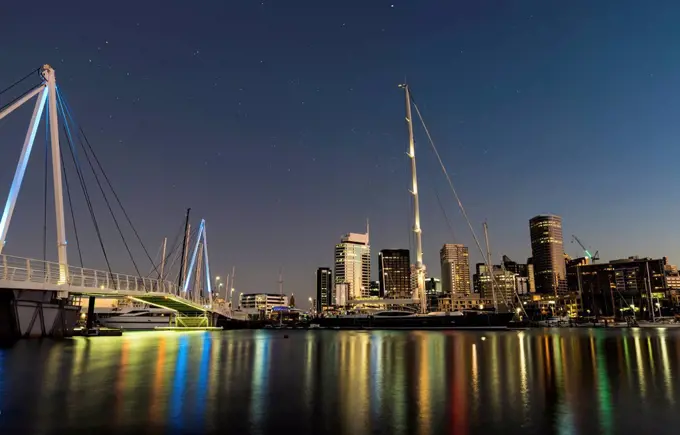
<box><xmin>3</xmin><ymin>1</ymin><xmax>680</xmax><ymax>301</ymax></box>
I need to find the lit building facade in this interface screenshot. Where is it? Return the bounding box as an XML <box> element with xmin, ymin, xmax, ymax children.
<box><xmin>477</xmin><ymin>266</ymin><xmax>516</xmax><ymax>304</ymax></box>
<box><xmin>378</xmin><ymin>249</ymin><xmax>411</xmax><ymax>298</ymax></box>
<box><xmin>529</xmin><ymin>215</ymin><xmax>567</xmax><ymax>296</ymax></box>
<box><xmin>334</xmin><ymin>232</ymin><xmax>371</xmax><ymax>299</ymax></box>
<box><xmin>240</xmin><ymin>293</ymin><xmax>289</xmax><ymax>319</ymax></box>
<box><xmin>335</xmin><ymin>283</ymin><xmax>349</xmax><ymax>306</ymax></box>
<box><xmin>577</xmin><ymin>257</ymin><xmax>666</xmax><ymax>319</ymax></box>
<box><xmin>440</xmin><ymin>244</ymin><xmax>471</xmax><ymax>297</ymax></box>
<box><xmin>316</xmin><ymin>267</ymin><xmax>332</xmax><ymax>312</ymax></box>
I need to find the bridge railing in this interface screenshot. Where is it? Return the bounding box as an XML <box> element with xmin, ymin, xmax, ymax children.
<box><xmin>0</xmin><ymin>254</ymin><xmax>179</xmax><ymax>294</ymax></box>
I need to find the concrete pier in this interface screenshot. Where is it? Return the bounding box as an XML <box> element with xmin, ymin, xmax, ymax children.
<box><xmin>0</xmin><ymin>289</ymin><xmax>80</xmax><ymax>342</ymax></box>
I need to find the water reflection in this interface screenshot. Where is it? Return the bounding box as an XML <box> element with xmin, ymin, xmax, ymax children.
<box><xmin>0</xmin><ymin>329</ymin><xmax>679</xmax><ymax>434</ymax></box>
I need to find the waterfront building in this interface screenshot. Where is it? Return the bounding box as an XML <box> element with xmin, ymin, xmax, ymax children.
<box><xmin>664</xmin><ymin>260</ymin><xmax>680</xmax><ymax>289</ymax></box>
<box><xmin>529</xmin><ymin>215</ymin><xmax>568</xmax><ymax>295</ymax></box>
<box><xmin>316</xmin><ymin>267</ymin><xmax>332</xmax><ymax>312</ymax></box>
<box><xmin>566</xmin><ymin>257</ymin><xmax>589</xmax><ymax>292</ymax></box>
<box><xmin>334</xmin><ymin>232</ymin><xmax>371</xmax><ymax>299</ymax></box>
<box><xmin>379</xmin><ymin>249</ymin><xmax>411</xmax><ymax>298</ymax></box>
<box><xmin>438</xmin><ymin>295</ymin><xmax>494</xmax><ymax>312</ymax></box>
<box><xmin>240</xmin><ymin>293</ymin><xmax>289</xmax><ymax>319</ymax></box>
<box><xmin>440</xmin><ymin>244</ymin><xmax>471</xmax><ymax>297</ymax></box>
<box><xmin>577</xmin><ymin>257</ymin><xmax>666</xmax><ymax>319</ymax></box>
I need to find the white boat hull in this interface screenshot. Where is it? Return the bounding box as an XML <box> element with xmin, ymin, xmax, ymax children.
<box><xmin>636</xmin><ymin>322</ymin><xmax>680</xmax><ymax>328</ymax></box>
<box><xmin>100</xmin><ymin>317</ymin><xmax>171</xmax><ymax>330</ymax></box>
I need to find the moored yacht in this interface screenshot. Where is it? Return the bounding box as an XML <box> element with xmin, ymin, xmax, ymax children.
<box><xmin>98</xmin><ymin>308</ymin><xmax>173</xmax><ymax>330</ymax></box>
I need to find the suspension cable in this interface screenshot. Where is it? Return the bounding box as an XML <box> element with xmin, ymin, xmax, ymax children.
<box><xmin>58</xmin><ymin>88</ymin><xmax>161</xmax><ymax>278</ymax></box>
<box><xmin>432</xmin><ymin>184</ymin><xmax>456</xmax><ymax>242</ymax></box>
<box><xmin>0</xmin><ymin>68</ymin><xmax>43</xmax><ymax>113</ymax></box>
<box><xmin>60</xmin><ymin>140</ymin><xmax>84</xmax><ymax>267</ymax></box>
<box><xmin>0</xmin><ymin>67</ymin><xmax>41</xmax><ymax>97</ymax></box>
<box><xmin>42</xmin><ymin>100</ymin><xmax>49</xmax><ymax>265</ymax></box>
<box><xmin>57</xmin><ymin>97</ymin><xmax>116</xmax><ymax>286</ymax></box>
<box><xmin>57</xmin><ymin>94</ymin><xmax>143</xmax><ymax>280</ymax></box>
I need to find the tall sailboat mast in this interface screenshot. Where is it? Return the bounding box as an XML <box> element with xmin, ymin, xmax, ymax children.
<box><xmin>483</xmin><ymin>221</ymin><xmax>498</xmax><ymax>312</ymax></box>
<box><xmin>399</xmin><ymin>84</ymin><xmax>426</xmax><ymax>314</ymax></box>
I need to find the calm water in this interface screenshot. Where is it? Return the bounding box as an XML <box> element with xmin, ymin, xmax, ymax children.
<box><xmin>0</xmin><ymin>328</ymin><xmax>679</xmax><ymax>434</ymax></box>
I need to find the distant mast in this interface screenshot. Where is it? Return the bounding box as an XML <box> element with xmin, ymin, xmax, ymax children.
<box><xmin>399</xmin><ymin>84</ymin><xmax>426</xmax><ymax>314</ymax></box>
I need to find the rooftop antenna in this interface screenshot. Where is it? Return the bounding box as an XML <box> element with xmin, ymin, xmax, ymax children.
<box><xmin>278</xmin><ymin>267</ymin><xmax>283</xmax><ymax>295</ymax></box>
<box><xmin>366</xmin><ymin>217</ymin><xmax>370</xmax><ymax>243</ymax></box>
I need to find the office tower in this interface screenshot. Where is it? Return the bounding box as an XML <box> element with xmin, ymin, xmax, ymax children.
<box><xmin>379</xmin><ymin>249</ymin><xmax>411</xmax><ymax>298</ymax></box>
<box><xmin>502</xmin><ymin>255</ymin><xmax>528</xmax><ymax>276</ymax></box>
<box><xmin>529</xmin><ymin>215</ymin><xmax>568</xmax><ymax>295</ymax></box>
<box><xmin>334</xmin><ymin>232</ymin><xmax>371</xmax><ymax>299</ymax></box>
<box><xmin>440</xmin><ymin>244</ymin><xmax>471</xmax><ymax>297</ymax></box>
<box><xmin>478</xmin><ymin>265</ymin><xmax>516</xmax><ymax>303</ymax></box>
<box><xmin>316</xmin><ymin>267</ymin><xmax>332</xmax><ymax>312</ymax></box>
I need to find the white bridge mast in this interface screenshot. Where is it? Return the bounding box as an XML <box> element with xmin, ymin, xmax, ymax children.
<box><xmin>399</xmin><ymin>84</ymin><xmax>426</xmax><ymax>314</ymax></box>
<box><xmin>0</xmin><ymin>65</ymin><xmax>69</xmax><ymax>291</ymax></box>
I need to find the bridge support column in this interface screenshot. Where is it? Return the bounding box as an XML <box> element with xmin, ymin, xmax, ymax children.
<box><xmin>85</xmin><ymin>296</ymin><xmax>96</xmax><ymax>329</ymax></box>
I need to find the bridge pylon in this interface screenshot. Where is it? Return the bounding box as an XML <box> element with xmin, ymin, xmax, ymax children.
<box><xmin>0</xmin><ymin>65</ymin><xmax>69</xmax><ymax>296</ymax></box>
<box><xmin>183</xmin><ymin>219</ymin><xmax>213</xmax><ymax>308</ymax></box>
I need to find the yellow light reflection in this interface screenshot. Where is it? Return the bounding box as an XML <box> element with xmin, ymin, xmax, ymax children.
<box><xmin>633</xmin><ymin>331</ymin><xmax>646</xmax><ymax>398</ymax></box>
<box><xmin>149</xmin><ymin>337</ymin><xmax>166</xmax><ymax>423</ymax></box>
<box><xmin>416</xmin><ymin>333</ymin><xmax>431</xmax><ymax>435</ymax></box>
<box><xmin>658</xmin><ymin>330</ymin><xmax>674</xmax><ymax>405</ymax></box>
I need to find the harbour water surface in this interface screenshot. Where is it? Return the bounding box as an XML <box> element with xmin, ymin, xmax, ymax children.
<box><xmin>1</xmin><ymin>328</ymin><xmax>679</xmax><ymax>434</ymax></box>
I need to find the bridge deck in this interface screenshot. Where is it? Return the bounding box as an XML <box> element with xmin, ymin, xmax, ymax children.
<box><xmin>0</xmin><ymin>254</ymin><xmax>210</xmax><ymax>311</ymax></box>
<box><xmin>130</xmin><ymin>295</ymin><xmax>206</xmax><ymax>315</ymax></box>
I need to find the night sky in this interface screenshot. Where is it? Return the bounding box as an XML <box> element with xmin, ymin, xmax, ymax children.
<box><xmin>2</xmin><ymin>1</ymin><xmax>680</xmax><ymax>301</ymax></box>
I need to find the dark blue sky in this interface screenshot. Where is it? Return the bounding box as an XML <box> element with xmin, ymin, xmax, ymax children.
<box><xmin>2</xmin><ymin>1</ymin><xmax>680</xmax><ymax>300</ymax></box>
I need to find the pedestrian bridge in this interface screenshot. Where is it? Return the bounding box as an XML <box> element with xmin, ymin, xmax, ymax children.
<box><xmin>0</xmin><ymin>254</ymin><xmax>211</xmax><ymax>315</ymax></box>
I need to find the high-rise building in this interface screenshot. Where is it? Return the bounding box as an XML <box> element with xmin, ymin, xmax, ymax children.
<box><xmin>440</xmin><ymin>244</ymin><xmax>471</xmax><ymax>297</ymax></box>
<box><xmin>502</xmin><ymin>255</ymin><xmax>528</xmax><ymax>277</ymax></box>
<box><xmin>378</xmin><ymin>249</ymin><xmax>411</xmax><ymax>298</ymax></box>
<box><xmin>334</xmin><ymin>232</ymin><xmax>371</xmax><ymax>299</ymax></box>
<box><xmin>478</xmin><ymin>265</ymin><xmax>516</xmax><ymax>303</ymax></box>
<box><xmin>316</xmin><ymin>267</ymin><xmax>332</xmax><ymax>312</ymax></box>
<box><xmin>529</xmin><ymin>215</ymin><xmax>567</xmax><ymax>295</ymax></box>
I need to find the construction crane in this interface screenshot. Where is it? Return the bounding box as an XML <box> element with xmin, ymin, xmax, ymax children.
<box><xmin>571</xmin><ymin>235</ymin><xmax>599</xmax><ymax>263</ymax></box>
